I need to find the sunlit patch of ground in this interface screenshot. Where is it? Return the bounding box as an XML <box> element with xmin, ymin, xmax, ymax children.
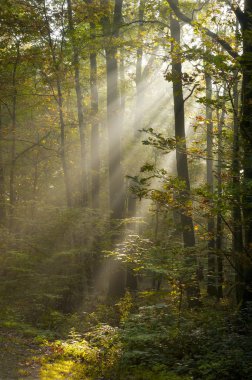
<box><xmin>40</xmin><ymin>359</ymin><xmax>88</xmax><ymax>380</ymax></box>
<box><xmin>0</xmin><ymin>328</ymin><xmax>42</xmax><ymax>380</ymax></box>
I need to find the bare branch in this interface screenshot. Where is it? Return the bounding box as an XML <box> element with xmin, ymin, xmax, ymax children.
<box><xmin>13</xmin><ymin>132</ymin><xmax>53</xmax><ymax>162</ymax></box>
<box><xmin>183</xmin><ymin>83</ymin><xmax>199</xmax><ymax>103</ymax></box>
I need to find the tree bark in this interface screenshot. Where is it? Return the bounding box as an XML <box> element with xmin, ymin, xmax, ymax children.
<box><xmin>127</xmin><ymin>0</ymin><xmax>145</xmax><ymax>218</ymax></box>
<box><xmin>67</xmin><ymin>0</ymin><xmax>88</xmax><ymax>206</ymax></box>
<box><xmin>134</xmin><ymin>0</ymin><xmax>144</xmax><ymax>138</ymax></box>
<box><xmin>9</xmin><ymin>44</ymin><xmax>19</xmax><ymax>230</ymax></box>
<box><xmin>101</xmin><ymin>0</ymin><xmax>125</xmax><ymax>219</ymax></box>
<box><xmin>170</xmin><ymin>1</ymin><xmax>200</xmax><ymax>307</ymax></box>
<box><xmin>43</xmin><ymin>1</ymin><xmax>72</xmax><ymax>207</ymax></box>
<box><xmin>0</xmin><ymin>105</ymin><xmax>6</xmax><ymax>226</ymax></box>
<box><xmin>90</xmin><ymin>24</ymin><xmax>100</xmax><ymax>209</ymax></box>
<box><xmin>216</xmin><ymin>90</ymin><xmax>226</xmax><ymax>300</ymax></box>
<box><xmin>101</xmin><ymin>0</ymin><xmax>126</xmax><ymax>300</ymax></box>
<box><xmin>205</xmin><ymin>72</ymin><xmax>217</xmax><ymax>297</ymax></box>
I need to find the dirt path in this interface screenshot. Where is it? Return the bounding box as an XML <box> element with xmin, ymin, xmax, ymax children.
<box><xmin>0</xmin><ymin>329</ymin><xmax>42</xmax><ymax>380</ymax></box>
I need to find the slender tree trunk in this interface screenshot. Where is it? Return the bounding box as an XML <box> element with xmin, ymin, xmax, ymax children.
<box><xmin>0</xmin><ymin>105</ymin><xmax>6</xmax><ymax>226</ymax></box>
<box><xmin>101</xmin><ymin>0</ymin><xmax>126</xmax><ymax>299</ymax></box>
<box><xmin>85</xmin><ymin>0</ymin><xmax>101</xmax><ymax>209</ymax></box>
<box><xmin>67</xmin><ymin>0</ymin><xmax>88</xmax><ymax>206</ymax></box>
<box><xmin>89</xmin><ymin>24</ymin><xmax>100</xmax><ymax>209</ymax></box>
<box><xmin>119</xmin><ymin>50</ymin><xmax>126</xmax><ymax>118</ymax></box>
<box><xmin>205</xmin><ymin>73</ymin><xmax>217</xmax><ymax>297</ymax></box>
<box><xmin>127</xmin><ymin>0</ymin><xmax>144</xmax><ymax>218</ymax></box>
<box><xmin>231</xmin><ymin>69</ymin><xmax>243</xmax><ymax>304</ymax></box>
<box><xmin>44</xmin><ymin>1</ymin><xmax>72</xmax><ymax>207</ymax></box>
<box><xmin>101</xmin><ymin>0</ymin><xmax>124</xmax><ymax>219</ymax></box>
<box><xmin>170</xmin><ymin>2</ymin><xmax>200</xmax><ymax>307</ymax></box>
<box><xmin>134</xmin><ymin>0</ymin><xmax>144</xmax><ymax>138</ymax></box>
<box><xmin>9</xmin><ymin>45</ymin><xmax>19</xmax><ymax>230</ymax></box>
<box><xmin>56</xmin><ymin>78</ymin><xmax>72</xmax><ymax>208</ymax></box>
<box><xmin>216</xmin><ymin>91</ymin><xmax>226</xmax><ymax>300</ymax></box>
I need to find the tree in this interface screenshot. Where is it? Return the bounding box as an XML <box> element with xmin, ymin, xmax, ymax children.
<box><xmin>67</xmin><ymin>0</ymin><xmax>88</xmax><ymax>206</ymax></box>
<box><xmin>86</xmin><ymin>0</ymin><xmax>101</xmax><ymax>209</ymax></box>
<box><xmin>205</xmin><ymin>70</ymin><xmax>216</xmax><ymax>297</ymax></box>
<box><xmin>42</xmin><ymin>0</ymin><xmax>72</xmax><ymax>207</ymax></box>
<box><xmin>0</xmin><ymin>105</ymin><xmax>6</xmax><ymax>226</ymax></box>
<box><xmin>169</xmin><ymin>0</ymin><xmax>200</xmax><ymax>307</ymax></box>
<box><xmin>101</xmin><ymin>0</ymin><xmax>125</xmax><ymax>219</ymax></box>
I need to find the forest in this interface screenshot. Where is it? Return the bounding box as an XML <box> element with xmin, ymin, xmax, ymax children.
<box><xmin>0</xmin><ymin>0</ymin><xmax>252</xmax><ymax>379</ymax></box>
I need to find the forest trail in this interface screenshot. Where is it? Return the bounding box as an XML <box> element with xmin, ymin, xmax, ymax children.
<box><xmin>0</xmin><ymin>328</ymin><xmax>42</xmax><ymax>380</ymax></box>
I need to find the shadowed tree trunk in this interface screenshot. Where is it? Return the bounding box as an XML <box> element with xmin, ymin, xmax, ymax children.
<box><xmin>43</xmin><ymin>0</ymin><xmax>72</xmax><ymax>207</ymax></box>
<box><xmin>89</xmin><ymin>24</ymin><xmax>100</xmax><ymax>209</ymax></box>
<box><xmin>101</xmin><ymin>0</ymin><xmax>126</xmax><ymax>299</ymax></box>
<box><xmin>134</xmin><ymin>0</ymin><xmax>144</xmax><ymax>138</ymax></box>
<box><xmin>216</xmin><ymin>89</ymin><xmax>226</xmax><ymax>300</ymax></box>
<box><xmin>85</xmin><ymin>0</ymin><xmax>101</xmax><ymax>209</ymax></box>
<box><xmin>205</xmin><ymin>72</ymin><xmax>217</xmax><ymax>297</ymax></box>
<box><xmin>0</xmin><ymin>105</ymin><xmax>6</xmax><ymax>226</ymax></box>
<box><xmin>170</xmin><ymin>1</ymin><xmax>200</xmax><ymax>307</ymax></box>
<box><xmin>9</xmin><ymin>44</ymin><xmax>19</xmax><ymax>230</ymax></box>
<box><xmin>67</xmin><ymin>0</ymin><xmax>88</xmax><ymax>206</ymax></box>
<box><xmin>127</xmin><ymin>0</ymin><xmax>145</xmax><ymax>218</ymax></box>
<box><xmin>101</xmin><ymin>0</ymin><xmax>124</xmax><ymax>220</ymax></box>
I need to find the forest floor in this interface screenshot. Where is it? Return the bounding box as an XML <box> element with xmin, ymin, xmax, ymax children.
<box><xmin>0</xmin><ymin>328</ymin><xmax>43</xmax><ymax>380</ymax></box>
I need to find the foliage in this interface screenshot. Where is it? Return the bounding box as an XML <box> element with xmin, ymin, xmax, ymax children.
<box><xmin>0</xmin><ymin>0</ymin><xmax>252</xmax><ymax>379</ymax></box>
<box><xmin>40</xmin><ymin>324</ymin><xmax>121</xmax><ymax>380</ymax></box>
<box><xmin>119</xmin><ymin>301</ymin><xmax>252</xmax><ymax>380</ymax></box>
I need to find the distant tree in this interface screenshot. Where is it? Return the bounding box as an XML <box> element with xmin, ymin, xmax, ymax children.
<box><xmin>67</xmin><ymin>0</ymin><xmax>88</xmax><ymax>206</ymax></box>
<box><xmin>205</xmin><ymin>70</ymin><xmax>216</xmax><ymax>297</ymax></box>
<box><xmin>42</xmin><ymin>0</ymin><xmax>72</xmax><ymax>207</ymax></box>
<box><xmin>86</xmin><ymin>0</ymin><xmax>101</xmax><ymax>209</ymax></box>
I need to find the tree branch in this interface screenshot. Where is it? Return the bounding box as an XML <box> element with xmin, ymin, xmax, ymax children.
<box><xmin>13</xmin><ymin>132</ymin><xmax>52</xmax><ymax>162</ymax></box>
<box><xmin>183</xmin><ymin>83</ymin><xmax>199</xmax><ymax>103</ymax></box>
<box><xmin>166</xmin><ymin>0</ymin><xmax>239</xmax><ymax>59</ymax></box>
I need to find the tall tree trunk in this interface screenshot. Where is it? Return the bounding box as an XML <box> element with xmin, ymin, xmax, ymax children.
<box><xmin>101</xmin><ymin>0</ymin><xmax>126</xmax><ymax>299</ymax></box>
<box><xmin>127</xmin><ymin>0</ymin><xmax>145</xmax><ymax>218</ymax></box>
<box><xmin>231</xmin><ymin>67</ymin><xmax>244</xmax><ymax>306</ymax></box>
<box><xmin>85</xmin><ymin>0</ymin><xmax>100</xmax><ymax>209</ymax></box>
<box><xmin>101</xmin><ymin>0</ymin><xmax>124</xmax><ymax>219</ymax></box>
<box><xmin>134</xmin><ymin>0</ymin><xmax>144</xmax><ymax>138</ymax></box>
<box><xmin>9</xmin><ymin>44</ymin><xmax>19</xmax><ymax>230</ymax></box>
<box><xmin>89</xmin><ymin>23</ymin><xmax>100</xmax><ymax>209</ymax></box>
<box><xmin>205</xmin><ymin>72</ymin><xmax>217</xmax><ymax>297</ymax></box>
<box><xmin>67</xmin><ymin>0</ymin><xmax>88</xmax><ymax>206</ymax></box>
<box><xmin>43</xmin><ymin>1</ymin><xmax>72</xmax><ymax>207</ymax></box>
<box><xmin>170</xmin><ymin>1</ymin><xmax>200</xmax><ymax>307</ymax></box>
<box><xmin>240</xmin><ymin>1</ymin><xmax>252</xmax><ymax>307</ymax></box>
<box><xmin>119</xmin><ymin>50</ymin><xmax>126</xmax><ymax>118</ymax></box>
<box><xmin>0</xmin><ymin>105</ymin><xmax>6</xmax><ymax>226</ymax></box>
<box><xmin>56</xmin><ymin>78</ymin><xmax>72</xmax><ymax>208</ymax></box>
<box><xmin>216</xmin><ymin>90</ymin><xmax>225</xmax><ymax>300</ymax></box>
